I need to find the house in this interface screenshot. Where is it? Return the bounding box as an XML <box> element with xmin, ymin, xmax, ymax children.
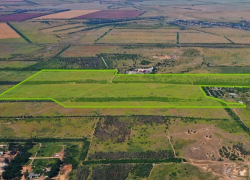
<box><xmin>127</xmin><ymin>67</ymin><xmax>154</xmax><ymax>74</ymax></box>
<box><xmin>229</xmin><ymin>93</ymin><xmax>238</xmax><ymax>98</ymax></box>
<box><xmin>28</xmin><ymin>172</ymin><xmax>41</xmax><ymax>179</ymax></box>
<box><xmin>0</xmin><ymin>145</ymin><xmax>8</xmax><ymax>149</ymax></box>
<box><xmin>0</xmin><ymin>152</ymin><xmax>3</xmax><ymax>156</ymax></box>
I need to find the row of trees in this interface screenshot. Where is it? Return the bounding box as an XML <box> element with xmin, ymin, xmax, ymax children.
<box><xmin>88</xmin><ymin>150</ymin><xmax>175</xmax><ymax>160</ymax></box>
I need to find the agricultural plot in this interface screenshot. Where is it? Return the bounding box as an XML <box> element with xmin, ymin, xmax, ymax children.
<box><xmin>99</xmin><ymin>28</ymin><xmax>176</xmax><ymax>44</ymax></box>
<box><xmin>180</xmin><ymin>32</ymin><xmax>230</xmax><ymax>44</ymax></box>
<box><xmin>78</xmin><ymin>27</ymin><xmax>113</xmax><ymax>44</ymax></box>
<box><xmin>10</xmin><ymin>22</ymin><xmax>59</xmax><ymax>43</ymax></box>
<box><xmin>73</xmin><ymin>10</ymin><xmax>145</xmax><ymax>19</ymax></box>
<box><xmin>227</xmin><ymin>37</ymin><xmax>250</xmax><ymax>44</ymax></box>
<box><xmin>36</xmin><ymin>10</ymin><xmax>100</xmax><ymax>19</ymax></box>
<box><xmin>0</xmin><ymin>13</ymin><xmax>50</xmax><ymax>22</ymax></box>
<box><xmin>0</xmin><ymin>117</ymin><xmax>95</xmax><ymax>138</ymax></box>
<box><xmin>0</xmin><ymin>23</ymin><xmax>20</xmax><ymax>39</ymax></box>
<box><xmin>0</xmin><ymin>70</ymin><xmax>248</xmax><ymax>108</ymax></box>
<box><xmin>61</xmin><ymin>45</ymin><xmax>120</xmax><ymax>57</ymax></box>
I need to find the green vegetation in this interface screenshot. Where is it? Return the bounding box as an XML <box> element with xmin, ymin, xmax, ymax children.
<box><xmin>131</xmin><ymin>163</ymin><xmax>153</xmax><ymax>178</ymax></box>
<box><xmin>0</xmin><ymin>70</ymin><xmax>248</xmax><ymax>108</ymax></box>
<box><xmin>37</xmin><ymin>143</ymin><xmax>62</xmax><ymax>157</ymax></box>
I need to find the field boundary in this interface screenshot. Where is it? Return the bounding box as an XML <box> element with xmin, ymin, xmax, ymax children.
<box><xmin>7</xmin><ymin>22</ymin><xmax>32</xmax><ymax>43</ymax></box>
<box><xmin>0</xmin><ymin>69</ymin><xmax>248</xmax><ymax>109</ymax></box>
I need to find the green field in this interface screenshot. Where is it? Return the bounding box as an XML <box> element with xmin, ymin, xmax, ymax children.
<box><xmin>0</xmin><ymin>69</ymin><xmax>249</xmax><ymax>108</ymax></box>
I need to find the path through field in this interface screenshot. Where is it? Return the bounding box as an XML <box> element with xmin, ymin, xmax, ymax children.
<box><xmin>85</xmin><ymin>117</ymin><xmax>99</xmax><ymax>160</ymax></box>
<box><xmin>101</xmin><ymin>56</ymin><xmax>109</xmax><ymax>68</ymax></box>
<box><xmin>29</xmin><ymin>143</ymin><xmax>42</xmax><ymax>166</ymax></box>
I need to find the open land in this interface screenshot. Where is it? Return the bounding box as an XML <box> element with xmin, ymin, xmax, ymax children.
<box><xmin>1</xmin><ymin>0</ymin><xmax>250</xmax><ymax>180</ymax></box>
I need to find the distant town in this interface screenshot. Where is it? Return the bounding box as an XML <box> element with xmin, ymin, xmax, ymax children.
<box><xmin>169</xmin><ymin>20</ymin><xmax>250</xmax><ymax>31</ymax></box>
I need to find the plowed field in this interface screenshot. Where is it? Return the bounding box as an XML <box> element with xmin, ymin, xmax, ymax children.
<box><xmin>0</xmin><ymin>23</ymin><xmax>20</xmax><ymax>39</ymax></box>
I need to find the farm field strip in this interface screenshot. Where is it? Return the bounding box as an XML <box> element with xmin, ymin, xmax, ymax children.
<box><xmin>0</xmin><ymin>23</ymin><xmax>20</xmax><ymax>39</ymax></box>
<box><xmin>0</xmin><ymin>13</ymin><xmax>50</xmax><ymax>22</ymax></box>
<box><xmin>99</xmin><ymin>28</ymin><xmax>177</xmax><ymax>43</ymax></box>
<box><xmin>0</xmin><ymin>70</ymin><xmax>249</xmax><ymax>108</ymax></box>
<box><xmin>73</xmin><ymin>10</ymin><xmax>145</xmax><ymax>19</ymax></box>
<box><xmin>36</xmin><ymin>10</ymin><xmax>100</xmax><ymax>19</ymax></box>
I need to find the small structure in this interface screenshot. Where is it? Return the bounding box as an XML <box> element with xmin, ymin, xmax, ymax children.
<box><xmin>238</xmin><ymin>101</ymin><xmax>244</xmax><ymax>104</ymax></box>
<box><xmin>0</xmin><ymin>152</ymin><xmax>3</xmax><ymax>156</ymax></box>
<box><xmin>229</xmin><ymin>93</ymin><xmax>238</xmax><ymax>98</ymax></box>
<box><xmin>28</xmin><ymin>172</ymin><xmax>41</xmax><ymax>179</ymax></box>
<box><xmin>127</xmin><ymin>67</ymin><xmax>154</xmax><ymax>74</ymax></box>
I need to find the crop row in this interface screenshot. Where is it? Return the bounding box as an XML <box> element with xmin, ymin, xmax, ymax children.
<box><xmin>113</xmin><ymin>75</ymin><xmax>250</xmax><ymax>86</ymax></box>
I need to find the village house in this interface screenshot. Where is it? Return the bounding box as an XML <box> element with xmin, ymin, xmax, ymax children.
<box><xmin>127</xmin><ymin>67</ymin><xmax>154</xmax><ymax>74</ymax></box>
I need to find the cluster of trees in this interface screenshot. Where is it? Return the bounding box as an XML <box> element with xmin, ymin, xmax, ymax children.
<box><xmin>101</xmin><ymin>53</ymin><xmax>142</xmax><ymax>61</ymax></box>
<box><xmin>78</xmin><ymin>141</ymin><xmax>90</xmax><ymax>161</ymax></box>
<box><xmin>86</xmin><ymin>16</ymin><xmax>163</xmax><ymax>25</ymax></box>
<box><xmin>88</xmin><ymin>150</ymin><xmax>174</xmax><ymax>161</ymax></box>
<box><xmin>47</xmin><ymin>159</ymin><xmax>62</xmax><ymax>178</ymax></box>
<box><xmin>233</xmin><ymin>143</ymin><xmax>250</xmax><ymax>156</ymax></box>
<box><xmin>0</xmin><ymin>137</ymin><xmax>86</xmax><ymax>142</ymax></box>
<box><xmin>131</xmin><ymin>163</ymin><xmax>153</xmax><ymax>178</ymax></box>
<box><xmin>63</xmin><ymin>145</ymin><xmax>80</xmax><ymax>169</ymax></box>
<box><xmin>95</xmin><ymin>117</ymin><xmax>131</xmax><ymax>143</ymax></box>
<box><xmin>89</xmin><ymin>164</ymin><xmax>133</xmax><ymax>180</ymax></box>
<box><xmin>25</xmin><ymin>57</ymin><xmax>103</xmax><ymax>70</ymax></box>
<box><xmin>219</xmin><ymin>146</ymin><xmax>240</xmax><ymax>161</ymax></box>
<box><xmin>76</xmin><ymin>166</ymin><xmax>90</xmax><ymax>180</ymax></box>
<box><xmin>1</xmin><ymin>142</ymin><xmax>34</xmax><ymax>179</ymax></box>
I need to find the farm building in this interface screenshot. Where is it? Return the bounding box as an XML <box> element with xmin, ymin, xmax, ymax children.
<box><xmin>127</xmin><ymin>67</ymin><xmax>154</xmax><ymax>74</ymax></box>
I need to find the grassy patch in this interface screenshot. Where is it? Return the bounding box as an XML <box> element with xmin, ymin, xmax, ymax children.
<box><xmin>148</xmin><ymin>163</ymin><xmax>218</xmax><ymax>180</ymax></box>
<box><xmin>37</xmin><ymin>143</ymin><xmax>62</xmax><ymax>157</ymax></box>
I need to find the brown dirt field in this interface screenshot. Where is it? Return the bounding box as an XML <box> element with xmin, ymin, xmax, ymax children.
<box><xmin>62</xmin><ymin>45</ymin><xmax>120</xmax><ymax>57</ymax></box>
<box><xmin>0</xmin><ymin>6</ymin><xmax>6</xmax><ymax>8</ymax></box>
<box><xmin>99</xmin><ymin>28</ymin><xmax>176</xmax><ymax>44</ymax></box>
<box><xmin>227</xmin><ymin>37</ymin><xmax>250</xmax><ymax>44</ymax></box>
<box><xmin>36</xmin><ymin>10</ymin><xmax>100</xmax><ymax>19</ymax></box>
<box><xmin>0</xmin><ymin>23</ymin><xmax>20</xmax><ymax>39</ymax></box>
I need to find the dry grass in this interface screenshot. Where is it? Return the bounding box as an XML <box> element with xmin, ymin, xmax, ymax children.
<box><xmin>0</xmin><ymin>23</ymin><xmax>20</xmax><ymax>39</ymax></box>
<box><xmin>201</xmin><ymin>48</ymin><xmax>250</xmax><ymax>66</ymax></box>
<box><xmin>62</xmin><ymin>45</ymin><xmax>120</xmax><ymax>57</ymax></box>
<box><xmin>99</xmin><ymin>28</ymin><xmax>177</xmax><ymax>44</ymax></box>
<box><xmin>79</xmin><ymin>27</ymin><xmax>112</xmax><ymax>44</ymax></box>
<box><xmin>192</xmin><ymin>27</ymin><xmax>250</xmax><ymax>37</ymax></box>
<box><xmin>227</xmin><ymin>37</ymin><xmax>250</xmax><ymax>44</ymax></box>
<box><xmin>180</xmin><ymin>32</ymin><xmax>230</xmax><ymax>43</ymax></box>
<box><xmin>36</xmin><ymin>10</ymin><xmax>100</xmax><ymax>19</ymax></box>
<box><xmin>41</xmin><ymin>24</ymin><xmax>83</xmax><ymax>33</ymax></box>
